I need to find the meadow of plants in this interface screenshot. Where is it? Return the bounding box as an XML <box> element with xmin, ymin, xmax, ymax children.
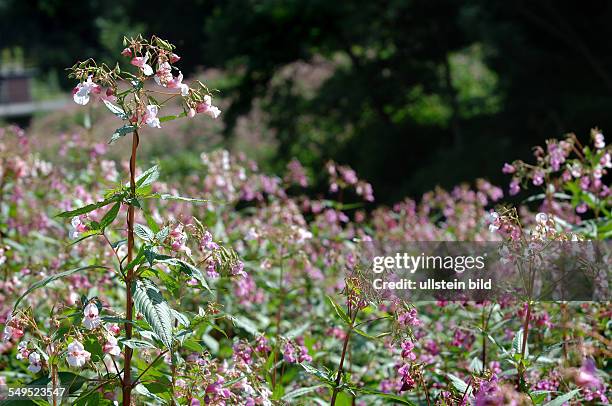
<box><xmin>0</xmin><ymin>36</ymin><xmax>610</xmax><ymax>406</ymax></box>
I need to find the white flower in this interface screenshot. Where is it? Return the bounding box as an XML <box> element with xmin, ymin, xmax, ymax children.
<box><xmin>103</xmin><ymin>334</ymin><xmax>121</xmax><ymax>356</ymax></box>
<box><xmin>535</xmin><ymin>213</ymin><xmax>548</xmax><ymax>224</ymax></box>
<box><xmin>28</xmin><ymin>352</ymin><xmax>42</xmax><ymax>373</ymax></box>
<box><xmin>2</xmin><ymin>325</ymin><xmax>12</xmax><ymax>341</ymax></box>
<box><xmin>487</xmin><ymin>211</ymin><xmax>500</xmax><ymax>233</ymax></box>
<box><xmin>71</xmin><ymin>216</ymin><xmax>88</xmax><ymax>239</ymax></box>
<box><xmin>144</xmin><ymin>105</ymin><xmax>161</xmax><ymax>128</ymax></box>
<box><xmin>196</xmin><ymin>95</ymin><xmax>221</xmax><ymax>119</ymax></box>
<box><xmin>131</xmin><ymin>56</ymin><xmax>153</xmax><ymax>76</ymax></box>
<box><xmin>594</xmin><ymin>132</ymin><xmax>605</xmax><ymax>149</ymax></box>
<box><xmin>82</xmin><ymin>303</ymin><xmax>101</xmax><ymax>330</ymax></box>
<box><xmin>180</xmin><ymin>83</ymin><xmax>189</xmax><ymax>96</ymax></box>
<box><xmin>66</xmin><ymin>340</ymin><xmax>91</xmax><ymax>368</ymax></box>
<box><xmin>72</xmin><ymin>76</ymin><xmax>99</xmax><ymax>106</ymax></box>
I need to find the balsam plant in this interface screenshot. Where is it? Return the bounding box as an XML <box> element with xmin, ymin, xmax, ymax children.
<box><xmin>4</xmin><ymin>36</ymin><xmax>244</xmax><ymax>405</ymax></box>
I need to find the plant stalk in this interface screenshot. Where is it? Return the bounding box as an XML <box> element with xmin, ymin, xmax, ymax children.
<box><xmin>122</xmin><ymin>129</ymin><xmax>139</xmax><ymax>406</ymax></box>
<box><xmin>330</xmin><ymin>306</ymin><xmax>357</xmax><ymax>406</ymax></box>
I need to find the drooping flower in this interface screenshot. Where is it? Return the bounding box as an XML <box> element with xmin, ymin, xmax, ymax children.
<box><xmin>131</xmin><ymin>55</ymin><xmax>153</xmax><ymax>76</ymax></box>
<box><xmin>509</xmin><ymin>179</ymin><xmax>520</xmax><ymax>196</ymax></box>
<box><xmin>66</xmin><ymin>340</ymin><xmax>91</xmax><ymax>368</ymax></box>
<box><xmin>71</xmin><ymin>216</ymin><xmax>88</xmax><ymax>238</ymax></box>
<box><xmin>502</xmin><ymin>163</ymin><xmax>515</xmax><ymax>174</ymax></box>
<box><xmin>535</xmin><ymin>213</ymin><xmax>548</xmax><ymax>224</ymax></box>
<box><xmin>143</xmin><ymin>105</ymin><xmax>161</xmax><ymax>128</ymax></box>
<box><xmin>487</xmin><ymin>211</ymin><xmax>500</xmax><ymax>233</ymax></box>
<box><xmin>594</xmin><ymin>131</ymin><xmax>605</xmax><ymax>149</ymax></box>
<box><xmin>200</xmin><ymin>231</ymin><xmax>219</xmax><ymax>251</ymax></box>
<box><xmin>196</xmin><ymin>95</ymin><xmax>221</xmax><ymax>119</ymax></box>
<box><xmin>231</xmin><ymin>261</ymin><xmax>247</xmax><ymax>278</ymax></box>
<box><xmin>103</xmin><ymin>334</ymin><xmax>121</xmax><ymax>356</ymax></box>
<box><xmin>28</xmin><ymin>352</ymin><xmax>42</xmax><ymax>373</ymax></box>
<box><xmin>82</xmin><ymin>302</ymin><xmax>101</xmax><ymax>330</ymax></box>
<box><xmin>72</xmin><ymin>76</ymin><xmax>100</xmax><ymax>105</ymax></box>
<box><xmin>576</xmin><ymin>358</ymin><xmax>603</xmax><ymax>389</ymax></box>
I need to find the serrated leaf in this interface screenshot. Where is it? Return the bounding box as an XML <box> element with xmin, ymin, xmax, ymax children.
<box><xmin>146</xmin><ymin>193</ymin><xmax>209</xmax><ymax>203</ymax></box>
<box><xmin>57</xmin><ymin>195</ymin><xmax>122</xmax><ymax>218</ymax></box>
<box><xmin>542</xmin><ymin>389</ymin><xmax>581</xmax><ymax>406</ymax></box>
<box><xmin>159</xmin><ymin>112</ymin><xmax>186</xmax><ymax>123</ymax></box>
<box><xmin>353</xmin><ymin>388</ymin><xmax>417</xmax><ymax>405</ymax></box>
<box><xmin>300</xmin><ymin>363</ymin><xmax>333</xmax><ymax>385</ymax></box>
<box><xmin>103</xmin><ymin>100</ymin><xmax>128</xmax><ymax>119</ymax></box>
<box><xmin>122</xmin><ymin>339</ymin><xmax>156</xmax><ymax>349</ymax></box>
<box><xmin>327</xmin><ymin>295</ymin><xmax>352</xmax><ymax>325</ymax></box>
<box><xmin>133</xmin><ymin>279</ymin><xmax>174</xmax><ymax>350</ymax></box>
<box><xmin>134</xmin><ymin>224</ymin><xmax>155</xmax><ymax>241</ymax></box>
<box><xmin>13</xmin><ymin>266</ymin><xmax>105</xmax><ymax>311</ymax></box>
<box><xmin>513</xmin><ymin>329</ymin><xmax>528</xmax><ymax>357</ymax></box>
<box><xmin>109</xmin><ymin>124</ymin><xmax>136</xmax><ymax>144</ymax></box>
<box><xmin>135</xmin><ymin>165</ymin><xmax>160</xmax><ymax>189</ymax></box>
<box><xmin>99</xmin><ymin>202</ymin><xmax>121</xmax><ymax>229</ymax></box>
<box><xmin>282</xmin><ymin>385</ymin><xmax>326</xmax><ymax>400</ymax></box>
<box><xmin>447</xmin><ymin>373</ymin><xmax>471</xmax><ymax>395</ymax></box>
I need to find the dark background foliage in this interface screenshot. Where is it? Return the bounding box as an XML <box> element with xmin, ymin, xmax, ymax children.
<box><xmin>2</xmin><ymin>0</ymin><xmax>611</xmax><ymax>203</ymax></box>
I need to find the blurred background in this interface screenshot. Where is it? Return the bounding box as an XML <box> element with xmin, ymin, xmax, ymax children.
<box><xmin>1</xmin><ymin>0</ymin><xmax>611</xmax><ymax>203</ymax></box>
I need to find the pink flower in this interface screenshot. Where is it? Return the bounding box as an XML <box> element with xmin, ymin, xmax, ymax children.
<box><xmin>121</xmin><ymin>48</ymin><xmax>132</xmax><ymax>57</ymax></box>
<box><xmin>502</xmin><ymin>163</ymin><xmax>516</xmax><ymax>174</ymax></box>
<box><xmin>131</xmin><ymin>55</ymin><xmax>153</xmax><ymax>76</ymax></box>
<box><xmin>72</xmin><ymin>76</ymin><xmax>100</xmax><ymax>105</ymax></box>
<box><xmin>143</xmin><ymin>105</ymin><xmax>161</xmax><ymax>128</ymax></box>
<box><xmin>83</xmin><ymin>302</ymin><xmax>101</xmax><ymax>330</ymax></box>
<box><xmin>100</xmin><ymin>88</ymin><xmax>116</xmax><ymax>103</ymax></box>
<box><xmin>71</xmin><ymin>216</ymin><xmax>88</xmax><ymax>238</ymax></box>
<box><xmin>103</xmin><ymin>335</ymin><xmax>121</xmax><ymax>356</ymax></box>
<box><xmin>576</xmin><ymin>359</ymin><xmax>603</xmax><ymax>389</ymax></box>
<box><xmin>66</xmin><ymin>340</ymin><xmax>91</xmax><ymax>368</ymax></box>
<box><xmin>169</xmin><ymin>53</ymin><xmax>181</xmax><ymax>63</ymax></box>
<box><xmin>196</xmin><ymin>95</ymin><xmax>221</xmax><ymax>119</ymax></box>
<box><xmin>509</xmin><ymin>179</ymin><xmax>520</xmax><ymax>195</ymax></box>
<box><xmin>594</xmin><ymin>132</ymin><xmax>605</xmax><ymax>149</ymax></box>
<box><xmin>28</xmin><ymin>352</ymin><xmax>42</xmax><ymax>373</ymax></box>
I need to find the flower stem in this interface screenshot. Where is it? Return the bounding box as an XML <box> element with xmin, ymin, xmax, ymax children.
<box><xmin>123</xmin><ymin>129</ymin><xmax>139</xmax><ymax>406</ymax></box>
<box><xmin>330</xmin><ymin>305</ymin><xmax>357</xmax><ymax>406</ymax></box>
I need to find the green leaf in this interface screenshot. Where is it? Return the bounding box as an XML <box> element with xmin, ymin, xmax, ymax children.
<box><xmin>447</xmin><ymin>373</ymin><xmax>471</xmax><ymax>395</ymax></box>
<box><xmin>57</xmin><ymin>195</ymin><xmax>122</xmax><ymax>218</ymax></box>
<box><xmin>134</xmin><ymin>224</ymin><xmax>155</xmax><ymax>242</ymax></box>
<box><xmin>135</xmin><ymin>165</ymin><xmax>160</xmax><ymax>189</ymax></box>
<box><xmin>134</xmin><ymin>383</ymin><xmax>166</xmax><ymax>404</ymax></box>
<box><xmin>133</xmin><ymin>279</ymin><xmax>174</xmax><ymax>350</ymax></box>
<box><xmin>353</xmin><ymin>388</ymin><xmax>417</xmax><ymax>405</ymax></box>
<box><xmin>84</xmin><ymin>336</ymin><xmax>104</xmax><ymax>362</ymax></box>
<box><xmin>542</xmin><ymin>389</ymin><xmax>581</xmax><ymax>406</ymax></box>
<box><xmin>103</xmin><ymin>100</ymin><xmax>128</xmax><ymax>119</ymax></box>
<box><xmin>530</xmin><ymin>390</ymin><xmax>553</xmax><ymax>405</ymax></box>
<box><xmin>109</xmin><ymin>124</ymin><xmax>136</xmax><ymax>144</ymax></box>
<box><xmin>282</xmin><ymin>385</ymin><xmax>326</xmax><ymax>401</ymax></box>
<box><xmin>228</xmin><ymin>315</ymin><xmax>260</xmax><ymax>336</ymax></box>
<box><xmin>13</xmin><ymin>266</ymin><xmax>105</xmax><ymax>311</ymax></box>
<box><xmin>327</xmin><ymin>295</ymin><xmax>352</xmax><ymax>326</ymax></box>
<box><xmin>300</xmin><ymin>363</ymin><xmax>334</xmax><ymax>385</ymax></box>
<box><xmin>147</xmin><ymin>193</ymin><xmax>209</xmax><ymax>203</ymax></box>
<box><xmin>513</xmin><ymin>329</ymin><xmax>528</xmax><ymax>358</ymax></box>
<box><xmin>99</xmin><ymin>202</ymin><xmax>121</xmax><ymax>229</ymax></box>
<box><xmin>159</xmin><ymin>111</ymin><xmax>186</xmax><ymax>123</ymax></box>
<box><xmin>122</xmin><ymin>339</ymin><xmax>156</xmax><ymax>349</ymax></box>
